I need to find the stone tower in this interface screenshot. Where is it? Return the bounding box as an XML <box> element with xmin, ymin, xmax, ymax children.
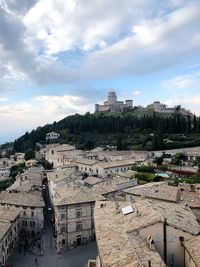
<box><xmin>108</xmin><ymin>91</ymin><xmax>117</xmax><ymax>104</ymax></box>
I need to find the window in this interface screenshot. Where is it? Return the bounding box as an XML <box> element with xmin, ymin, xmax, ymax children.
<box><xmin>22</xmin><ymin>220</ymin><xmax>27</xmax><ymax>226</ymax></box>
<box><xmin>169</xmin><ymin>254</ymin><xmax>174</xmax><ymax>266</ymax></box>
<box><xmin>60</xmin><ymin>213</ymin><xmax>65</xmax><ymax>220</ymax></box>
<box><xmin>60</xmin><ymin>227</ymin><xmax>66</xmax><ymax>233</ymax></box>
<box><xmin>30</xmin><ymin>207</ymin><xmax>35</xmax><ymax>210</ymax></box>
<box><xmin>51</xmin><ymin>150</ymin><xmax>54</xmax><ymax>155</ymax></box>
<box><xmin>23</xmin><ymin>211</ymin><xmax>26</xmax><ymax>216</ymax></box>
<box><xmin>168</xmin><ymin>234</ymin><xmax>174</xmax><ymax>243</ymax></box>
<box><xmin>76</xmin><ymin>223</ymin><xmax>82</xmax><ymax>231</ymax></box>
<box><xmin>62</xmin><ymin>239</ymin><xmax>65</xmax><ymax>244</ymax></box>
<box><xmin>31</xmin><ymin>211</ymin><xmax>34</xmax><ymax>217</ymax></box>
<box><xmin>76</xmin><ymin>211</ymin><xmax>82</xmax><ymax>218</ymax></box>
<box><xmin>30</xmin><ymin>221</ymin><xmax>35</xmax><ymax>228</ymax></box>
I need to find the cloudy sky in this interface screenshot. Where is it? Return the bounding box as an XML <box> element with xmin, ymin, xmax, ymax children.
<box><xmin>0</xmin><ymin>0</ymin><xmax>200</xmax><ymax>143</ymax></box>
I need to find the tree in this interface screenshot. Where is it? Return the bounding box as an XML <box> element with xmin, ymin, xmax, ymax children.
<box><xmin>117</xmin><ymin>135</ymin><xmax>123</xmax><ymax>150</ymax></box>
<box><xmin>25</xmin><ymin>149</ymin><xmax>35</xmax><ymax>161</ymax></box>
<box><xmin>10</xmin><ymin>163</ymin><xmax>26</xmax><ymax>179</ymax></box>
<box><xmin>42</xmin><ymin>160</ymin><xmax>52</xmax><ymax>170</ymax></box>
<box><xmin>154</xmin><ymin>156</ymin><xmax>163</xmax><ymax>167</ymax></box>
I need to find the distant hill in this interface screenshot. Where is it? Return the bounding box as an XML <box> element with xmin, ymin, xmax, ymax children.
<box><xmin>11</xmin><ymin>110</ymin><xmax>200</xmax><ymax>152</ymax></box>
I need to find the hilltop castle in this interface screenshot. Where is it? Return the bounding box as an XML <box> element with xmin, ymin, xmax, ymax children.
<box><xmin>95</xmin><ymin>91</ymin><xmax>133</xmax><ymax>113</ymax></box>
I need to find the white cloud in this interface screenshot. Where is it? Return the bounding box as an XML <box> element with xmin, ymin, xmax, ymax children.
<box><xmin>133</xmin><ymin>90</ymin><xmax>142</xmax><ymax>96</ymax></box>
<box><xmin>0</xmin><ymin>94</ymin><xmax>94</xmax><ymax>134</ymax></box>
<box><xmin>83</xmin><ymin>3</ymin><xmax>200</xmax><ymax>79</ymax></box>
<box><xmin>165</xmin><ymin>94</ymin><xmax>200</xmax><ymax>115</ymax></box>
<box><xmin>162</xmin><ymin>71</ymin><xmax>200</xmax><ymax>89</ymax></box>
<box><xmin>0</xmin><ymin>0</ymin><xmax>199</xmax><ymax>89</ymax></box>
<box><xmin>23</xmin><ymin>0</ymin><xmax>153</xmax><ymax>54</ymax></box>
<box><xmin>0</xmin><ymin>97</ymin><xmax>7</xmax><ymax>101</ymax></box>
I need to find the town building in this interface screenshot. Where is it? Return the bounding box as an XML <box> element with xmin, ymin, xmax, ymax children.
<box><xmin>47</xmin><ymin>169</ymin><xmax>80</xmax><ymax>202</ymax></box>
<box><xmin>45</xmin><ymin>144</ymin><xmax>83</xmax><ymax>168</ymax></box>
<box><xmin>46</xmin><ymin>132</ymin><xmax>60</xmax><ymax>141</ymax></box>
<box><xmin>95</xmin><ymin>91</ymin><xmax>133</xmax><ymax>113</ymax></box>
<box><xmin>0</xmin><ymin>192</ymin><xmax>45</xmax><ymax>234</ymax></box>
<box><xmin>93</xmin><ymin>199</ymin><xmax>200</xmax><ymax>267</ymax></box>
<box><xmin>86</xmin><ymin>150</ymin><xmax>149</xmax><ymax>162</ymax></box>
<box><xmin>77</xmin><ymin>159</ymin><xmax>136</xmax><ymax>177</ymax></box>
<box><xmin>90</xmin><ymin>175</ymin><xmax>137</xmax><ymax>200</ymax></box>
<box><xmin>123</xmin><ymin>182</ymin><xmax>200</xmax><ymax>221</ymax></box>
<box><xmin>0</xmin><ymin>166</ymin><xmax>10</xmax><ymax>181</ymax></box>
<box><xmin>0</xmin><ymin>209</ymin><xmax>21</xmax><ymax>265</ymax></box>
<box><xmin>14</xmin><ymin>167</ymin><xmax>44</xmax><ymax>187</ymax></box>
<box><xmin>52</xmin><ymin>185</ymin><xmax>104</xmax><ymax>252</ymax></box>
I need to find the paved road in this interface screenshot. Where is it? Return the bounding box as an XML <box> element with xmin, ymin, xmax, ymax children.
<box><xmin>7</xmin><ymin>241</ymin><xmax>97</xmax><ymax>267</ymax></box>
<box><xmin>7</xmin><ymin>181</ymin><xmax>98</xmax><ymax>267</ymax></box>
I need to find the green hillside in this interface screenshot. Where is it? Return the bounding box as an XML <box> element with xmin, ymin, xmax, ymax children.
<box><xmin>12</xmin><ymin>110</ymin><xmax>200</xmax><ymax>152</ymax></box>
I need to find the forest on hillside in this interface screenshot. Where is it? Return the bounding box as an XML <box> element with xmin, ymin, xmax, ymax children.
<box><xmin>12</xmin><ymin>111</ymin><xmax>200</xmax><ymax>152</ymax></box>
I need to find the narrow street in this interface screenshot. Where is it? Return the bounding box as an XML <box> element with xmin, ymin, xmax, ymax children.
<box><xmin>7</xmin><ymin>180</ymin><xmax>98</xmax><ymax>267</ymax></box>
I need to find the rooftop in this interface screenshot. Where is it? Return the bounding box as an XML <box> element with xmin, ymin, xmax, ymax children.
<box><xmin>0</xmin><ymin>208</ymin><xmax>21</xmax><ymax>223</ymax></box>
<box><xmin>0</xmin><ymin>222</ymin><xmax>11</xmax><ymax>241</ymax></box>
<box><xmin>0</xmin><ymin>192</ymin><xmax>45</xmax><ymax>207</ymax></box>
<box><xmin>178</xmin><ymin>184</ymin><xmax>200</xmax><ymax>208</ymax></box>
<box><xmin>117</xmin><ymin>170</ymin><xmax>137</xmax><ymax>179</ymax></box>
<box><xmin>0</xmin><ymin>209</ymin><xmax>21</xmax><ymax>240</ymax></box>
<box><xmin>84</xmin><ymin>176</ymin><xmax>103</xmax><ymax>186</ymax></box>
<box><xmin>6</xmin><ymin>179</ymin><xmax>34</xmax><ymax>193</ymax></box>
<box><xmin>75</xmin><ymin>159</ymin><xmax>99</xmax><ymax>166</ymax></box>
<box><xmin>94</xmin><ymin>159</ymin><xmax>136</xmax><ymax>169</ymax></box>
<box><xmin>123</xmin><ymin>182</ymin><xmax>179</xmax><ymax>203</ymax></box>
<box><xmin>183</xmin><ymin>236</ymin><xmax>200</xmax><ymax>266</ymax></box>
<box><xmin>94</xmin><ymin>200</ymin><xmax>200</xmax><ymax>267</ymax></box>
<box><xmin>94</xmin><ymin>200</ymin><xmax>166</xmax><ymax>267</ymax></box>
<box><xmin>53</xmin><ymin>185</ymin><xmax>104</xmax><ymax>206</ymax></box>
<box><xmin>91</xmin><ymin>176</ymin><xmax>132</xmax><ymax>195</ymax></box>
<box><xmin>47</xmin><ymin>170</ymin><xmax>77</xmax><ymax>183</ymax></box>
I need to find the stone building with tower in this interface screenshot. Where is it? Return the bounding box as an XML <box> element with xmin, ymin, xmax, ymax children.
<box><xmin>95</xmin><ymin>91</ymin><xmax>133</xmax><ymax>113</ymax></box>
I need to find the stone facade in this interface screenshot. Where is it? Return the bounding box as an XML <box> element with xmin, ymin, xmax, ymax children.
<box><xmin>146</xmin><ymin>101</ymin><xmax>193</xmax><ymax>116</ymax></box>
<box><xmin>54</xmin><ymin>202</ymin><xmax>95</xmax><ymax>252</ymax></box>
<box><xmin>95</xmin><ymin>91</ymin><xmax>133</xmax><ymax>113</ymax></box>
<box><xmin>0</xmin><ymin>209</ymin><xmax>21</xmax><ymax>265</ymax></box>
<box><xmin>50</xmin><ymin>184</ymin><xmax>103</xmax><ymax>253</ymax></box>
<box><xmin>0</xmin><ymin>192</ymin><xmax>45</xmax><ymax>234</ymax></box>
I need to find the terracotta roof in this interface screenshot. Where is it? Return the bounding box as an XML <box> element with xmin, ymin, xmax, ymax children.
<box><xmin>94</xmin><ymin>200</ymin><xmax>200</xmax><ymax>267</ymax></box>
<box><xmin>178</xmin><ymin>184</ymin><xmax>200</xmax><ymax>208</ymax></box>
<box><xmin>0</xmin><ymin>192</ymin><xmax>45</xmax><ymax>207</ymax></box>
<box><xmin>84</xmin><ymin>176</ymin><xmax>103</xmax><ymax>186</ymax></box>
<box><xmin>94</xmin><ymin>200</ymin><xmax>166</xmax><ymax>267</ymax></box>
<box><xmin>94</xmin><ymin>159</ymin><xmax>136</xmax><ymax>169</ymax></box>
<box><xmin>53</xmin><ymin>185</ymin><xmax>104</xmax><ymax>206</ymax></box>
<box><xmin>123</xmin><ymin>182</ymin><xmax>179</xmax><ymax>203</ymax></box>
<box><xmin>0</xmin><ymin>209</ymin><xmax>21</xmax><ymax>240</ymax></box>
<box><xmin>184</xmin><ymin>236</ymin><xmax>200</xmax><ymax>266</ymax></box>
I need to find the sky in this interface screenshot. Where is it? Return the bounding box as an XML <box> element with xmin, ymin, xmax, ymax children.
<box><xmin>0</xmin><ymin>0</ymin><xmax>200</xmax><ymax>143</ymax></box>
